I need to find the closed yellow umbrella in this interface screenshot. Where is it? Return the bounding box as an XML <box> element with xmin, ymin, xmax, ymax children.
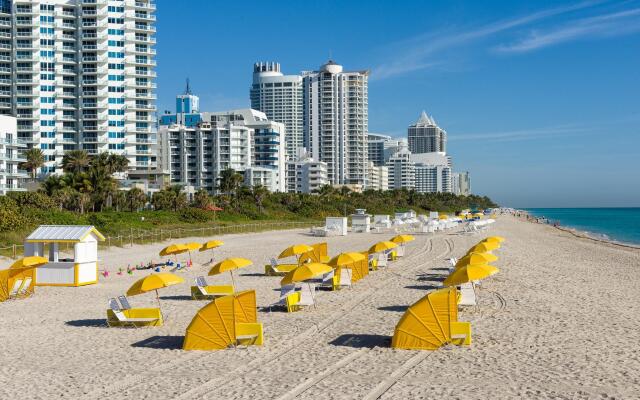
<box><xmin>208</xmin><ymin>257</ymin><xmax>253</xmax><ymax>290</ymax></box>
<box><xmin>455</xmin><ymin>252</ymin><xmax>498</xmax><ymax>269</ymax></box>
<box><xmin>10</xmin><ymin>256</ymin><xmax>48</xmax><ymax>270</ymax></box>
<box><xmin>369</xmin><ymin>241</ymin><xmax>397</xmax><ymax>254</ymax></box>
<box><xmin>443</xmin><ymin>264</ymin><xmax>499</xmax><ymax>287</ymax></box>
<box><xmin>391</xmin><ymin>234</ymin><xmax>415</xmax><ymax>244</ymax></box>
<box><xmin>278</xmin><ymin>244</ymin><xmax>314</xmax><ymax>259</ymax></box>
<box><xmin>280</xmin><ymin>263</ymin><xmax>333</xmax><ymax>286</ymax></box>
<box><xmin>127</xmin><ymin>272</ymin><xmax>185</xmax><ymax>313</ymax></box>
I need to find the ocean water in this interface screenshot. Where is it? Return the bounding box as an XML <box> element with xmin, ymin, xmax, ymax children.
<box><xmin>525</xmin><ymin>208</ymin><xmax>640</xmax><ymax>246</ymax></box>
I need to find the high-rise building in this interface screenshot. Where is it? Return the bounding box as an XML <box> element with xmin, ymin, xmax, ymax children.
<box><xmin>294</xmin><ymin>150</ymin><xmax>328</xmax><ymax>194</ymax></box>
<box><xmin>250</xmin><ymin>62</ymin><xmax>303</xmax><ymax>192</ymax></box>
<box><xmin>452</xmin><ymin>171</ymin><xmax>470</xmax><ymax>195</ymax></box>
<box><xmin>367</xmin><ymin>132</ymin><xmax>392</xmax><ymax>166</ymax></box>
<box><xmin>0</xmin><ymin>116</ymin><xmax>27</xmax><ymax>194</ymax></box>
<box><xmin>302</xmin><ymin>60</ymin><xmax>369</xmax><ymax>186</ymax></box>
<box><xmin>2</xmin><ymin>0</ymin><xmax>157</xmax><ymax>176</ymax></box>
<box><xmin>386</xmin><ymin>141</ymin><xmax>415</xmax><ymax>190</ymax></box>
<box><xmin>408</xmin><ymin>111</ymin><xmax>447</xmax><ymax>154</ymax></box>
<box><xmin>159</xmin><ymin>80</ymin><xmax>201</xmax><ymax>127</ymax></box>
<box><xmin>158</xmin><ymin>109</ymin><xmax>286</xmax><ymax>193</ymax></box>
<box><xmin>411</xmin><ymin>152</ymin><xmax>452</xmax><ymax>193</ymax></box>
<box><xmin>367</xmin><ymin>161</ymin><xmax>388</xmax><ymax>191</ymax></box>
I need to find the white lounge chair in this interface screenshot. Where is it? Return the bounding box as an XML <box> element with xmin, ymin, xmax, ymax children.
<box><xmin>18</xmin><ymin>277</ymin><xmax>32</xmax><ymax>297</ymax></box>
<box><xmin>107</xmin><ymin>298</ymin><xmax>159</xmax><ymax>328</ymax></box>
<box><xmin>320</xmin><ymin>270</ymin><xmax>334</xmax><ymax>289</ymax></box>
<box><xmin>338</xmin><ymin>268</ymin><xmax>352</xmax><ymax>289</ymax></box>
<box><xmin>458</xmin><ymin>282</ymin><xmax>477</xmax><ymax>306</ymax></box>
<box><xmin>268</xmin><ymin>284</ymin><xmax>296</xmax><ymax>311</ymax></box>
<box><xmin>377</xmin><ymin>253</ymin><xmax>388</xmax><ymax>268</ymax></box>
<box><xmin>9</xmin><ymin>279</ymin><xmax>23</xmax><ymax>299</ymax></box>
<box><xmin>118</xmin><ymin>295</ymin><xmax>132</xmax><ymax>310</ymax></box>
<box><xmin>298</xmin><ymin>283</ymin><xmax>316</xmax><ymax>307</ymax></box>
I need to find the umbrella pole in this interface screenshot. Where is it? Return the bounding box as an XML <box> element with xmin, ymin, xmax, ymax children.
<box><xmin>230</xmin><ymin>270</ymin><xmax>236</xmax><ymax>293</ymax></box>
<box><xmin>309</xmin><ymin>282</ymin><xmax>317</xmax><ymax>310</ymax></box>
<box><xmin>155</xmin><ymin>289</ymin><xmax>163</xmax><ymax>319</ymax></box>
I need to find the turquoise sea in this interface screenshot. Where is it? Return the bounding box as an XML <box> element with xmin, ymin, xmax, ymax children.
<box><xmin>525</xmin><ymin>208</ymin><xmax>640</xmax><ymax>246</ymax></box>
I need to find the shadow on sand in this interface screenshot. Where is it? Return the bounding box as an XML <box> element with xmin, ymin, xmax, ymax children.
<box><xmin>377</xmin><ymin>305</ymin><xmax>409</xmax><ymax>313</ymax></box>
<box><xmin>404</xmin><ymin>284</ymin><xmax>442</xmax><ymax>291</ymax></box>
<box><xmin>65</xmin><ymin>319</ymin><xmax>107</xmax><ymax>328</ymax></box>
<box><xmin>159</xmin><ymin>295</ymin><xmax>192</xmax><ymax>301</ymax></box>
<box><xmin>330</xmin><ymin>334</ymin><xmax>391</xmax><ymax>349</ymax></box>
<box><xmin>131</xmin><ymin>335</ymin><xmax>184</xmax><ymax>350</ymax></box>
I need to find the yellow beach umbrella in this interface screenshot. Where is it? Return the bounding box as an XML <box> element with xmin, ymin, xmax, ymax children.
<box><xmin>280</xmin><ymin>262</ymin><xmax>333</xmax><ymax>286</ymax></box>
<box><xmin>183</xmin><ymin>242</ymin><xmax>202</xmax><ymax>265</ymax></box>
<box><xmin>278</xmin><ymin>244</ymin><xmax>314</xmax><ymax>259</ymax></box>
<box><xmin>439</xmin><ymin>214</ymin><xmax>449</xmax><ymax>220</ymax></box>
<box><xmin>443</xmin><ymin>264</ymin><xmax>499</xmax><ymax>287</ymax></box>
<box><xmin>10</xmin><ymin>256</ymin><xmax>48</xmax><ymax>270</ymax></box>
<box><xmin>483</xmin><ymin>236</ymin><xmax>505</xmax><ymax>244</ymax></box>
<box><xmin>391</xmin><ymin>234</ymin><xmax>415</xmax><ymax>244</ymax></box>
<box><xmin>369</xmin><ymin>241</ymin><xmax>397</xmax><ymax>254</ymax></box>
<box><xmin>455</xmin><ymin>252</ymin><xmax>498</xmax><ymax>269</ymax></box>
<box><xmin>329</xmin><ymin>252</ymin><xmax>365</xmax><ymax>267</ymax></box>
<box><xmin>208</xmin><ymin>257</ymin><xmax>253</xmax><ymax>290</ymax></box>
<box><xmin>127</xmin><ymin>272</ymin><xmax>185</xmax><ymax>313</ymax></box>
<box><xmin>200</xmin><ymin>240</ymin><xmax>224</xmax><ymax>252</ymax></box>
<box><xmin>159</xmin><ymin>243</ymin><xmax>188</xmax><ymax>258</ymax></box>
<box><xmin>467</xmin><ymin>241</ymin><xmax>500</xmax><ymax>254</ymax></box>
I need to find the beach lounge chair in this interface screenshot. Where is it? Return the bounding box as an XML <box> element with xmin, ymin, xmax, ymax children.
<box><xmin>268</xmin><ymin>284</ymin><xmax>297</xmax><ymax>311</ymax></box>
<box><xmin>336</xmin><ymin>268</ymin><xmax>352</xmax><ymax>289</ymax></box>
<box><xmin>367</xmin><ymin>253</ymin><xmax>378</xmax><ymax>271</ymax></box>
<box><xmin>264</xmin><ymin>258</ymin><xmax>298</xmax><ymax>276</ymax></box>
<box><xmin>298</xmin><ymin>283</ymin><xmax>316</xmax><ymax>307</ymax></box>
<box><xmin>320</xmin><ymin>269</ymin><xmax>335</xmax><ymax>290</ymax></box>
<box><xmin>118</xmin><ymin>295</ymin><xmax>132</xmax><ymax>310</ymax></box>
<box><xmin>106</xmin><ymin>298</ymin><xmax>162</xmax><ymax>328</ymax></box>
<box><xmin>377</xmin><ymin>253</ymin><xmax>388</xmax><ymax>268</ymax></box>
<box><xmin>16</xmin><ymin>278</ymin><xmax>33</xmax><ymax>298</ymax></box>
<box><xmin>191</xmin><ymin>276</ymin><xmax>234</xmax><ymax>300</ymax></box>
<box><xmin>9</xmin><ymin>279</ymin><xmax>23</xmax><ymax>299</ymax></box>
<box><xmin>457</xmin><ymin>282</ymin><xmax>477</xmax><ymax>306</ymax></box>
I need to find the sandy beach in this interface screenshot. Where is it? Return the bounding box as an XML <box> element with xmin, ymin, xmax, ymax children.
<box><xmin>1</xmin><ymin>215</ymin><xmax>639</xmax><ymax>399</ymax></box>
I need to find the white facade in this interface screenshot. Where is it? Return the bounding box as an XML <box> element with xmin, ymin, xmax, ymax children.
<box><xmin>367</xmin><ymin>161</ymin><xmax>388</xmax><ymax>191</ymax></box>
<box><xmin>294</xmin><ymin>151</ymin><xmax>328</xmax><ymax>193</ymax></box>
<box><xmin>2</xmin><ymin>0</ymin><xmax>157</xmax><ymax>175</ymax></box>
<box><xmin>408</xmin><ymin>111</ymin><xmax>447</xmax><ymax>154</ymax></box>
<box><xmin>302</xmin><ymin>60</ymin><xmax>368</xmax><ymax>186</ymax></box>
<box><xmin>250</xmin><ymin>62</ymin><xmax>303</xmax><ymax>192</ymax></box>
<box><xmin>367</xmin><ymin>132</ymin><xmax>392</xmax><ymax>166</ymax></box>
<box><xmin>0</xmin><ymin>115</ymin><xmax>27</xmax><ymax>193</ymax></box>
<box><xmin>452</xmin><ymin>171</ymin><xmax>470</xmax><ymax>195</ymax></box>
<box><xmin>411</xmin><ymin>152</ymin><xmax>452</xmax><ymax>193</ymax></box>
<box><xmin>386</xmin><ymin>141</ymin><xmax>415</xmax><ymax>190</ymax></box>
<box><xmin>159</xmin><ymin>109</ymin><xmax>286</xmax><ymax>194</ymax></box>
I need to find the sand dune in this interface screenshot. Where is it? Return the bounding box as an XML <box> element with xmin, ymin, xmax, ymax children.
<box><xmin>1</xmin><ymin>216</ymin><xmax>639</xmax><ymax>399</ymax></box>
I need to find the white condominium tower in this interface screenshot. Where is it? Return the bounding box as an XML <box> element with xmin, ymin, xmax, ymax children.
<box><xmin>250</xmin><ymin>62</ymin><xmax>303</xmax><ymax>191</ymax></box>
<box><xmin>302</xmin><ymin>60</ymin><xmax>368</xmax><ymax>187</ymax></box>
<box><xmin>1</xmin><ymin>0</ymin><xmax>157</xmax><ymax>175</ymax></box>
<box><xmin>408</xmin><ymin>111</ymin><xmax>447</xmax><ymax>154</ymax></box>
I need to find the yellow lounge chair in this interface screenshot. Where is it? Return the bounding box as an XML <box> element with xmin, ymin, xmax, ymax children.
<box><xmin>264</xmin><ymin>258</ymin><xmax>298</xmax><ymax>276</ymax></box>
<box><xmin>107</xmin><ymin>298</ymin><xmax>162</xmax><ymax>328</ymax></box>
<box><xmin>191</xmin><ymin>276</ymin><xmax>234</xmax><ymax>300</ymax></box>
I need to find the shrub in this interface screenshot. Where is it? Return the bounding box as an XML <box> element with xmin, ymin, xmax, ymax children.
<box><xmin>6</xmin><ymin>191</ymin><xmax>56</xmax><ymax>210</ymax></box>
<box><xmin>179</xmin><ymin>207</ymin><xmax>212</xmax><ymax>223</ymax></box>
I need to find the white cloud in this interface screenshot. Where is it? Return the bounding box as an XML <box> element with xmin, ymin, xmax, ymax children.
<box><xmin>496</xmin><ymin>8</ymin><xmax>640</xmax><ymax>53</ymax></box>
<box><xmin>371</xmin><ymin>1</ymin><xmax>603</xmax><ymax>80</ymax></box>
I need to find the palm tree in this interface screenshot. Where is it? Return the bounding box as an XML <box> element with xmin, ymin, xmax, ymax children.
<box><xmin>21</xmin><ymin>148</ymin><xmax>45</xmax><ymax>180</ymax></box>
<box><xmin>251</xmin><ymin>185</ymin><xmax>269</xmax><ymax>214</ymax></box>
<box><xmin>126</xmin><ymin>187</ymin><xmax>147</xmax><ymax>212</ymax></box>
<box><xmin>62</xmin><ymin>150</ymin><xmax>90</xmax><ymax>174</ymax></box>
<box><xmin>193</xmin><ymin>188</ymin><xmax>211</xmax><ymax>209</ymax></box>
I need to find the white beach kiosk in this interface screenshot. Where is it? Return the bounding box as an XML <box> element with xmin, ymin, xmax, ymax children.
<box><xmin>24</xmin><ymin>225</ymin><xmax>105</xmax><ymax>287</ymax></box>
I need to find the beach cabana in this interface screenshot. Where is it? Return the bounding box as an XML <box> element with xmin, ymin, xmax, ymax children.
<box><xmin>0</xmin><ymin>256</ymin><xmax>48</xmax><ymax>301</ymax></box>
<box><xmin>24</xmin><ymin>225</ymin><xmax>105</xmax><ymax>287</ymax></box>
<box><xmin>183</xmin><ymin>290</ymin><xmax>263</xmax><ymax>350</ymax></box>
<box><xmin>299</xmin><ymin>242</ymin><xmax>330</xmax><ymax>264</ymax></box>
<box><xmin>329</xmin><ymin>252</ymin><xmax>367</xmax><ymax>286</ymax></box>
<box><xmin>391</xmin><ymin>287</ymin><xmax>471</xmax><ymax>350</ymax></box>
<box><xmin>391</xmin><ymin>234</ymin><xmax>415</xmax><ymax>257</ymax></box>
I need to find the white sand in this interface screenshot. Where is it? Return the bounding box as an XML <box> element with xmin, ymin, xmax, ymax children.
<box><xmin>1</xmin><ymin>216</ymin><xmax>639</xmax><ymax>399</ymax></box>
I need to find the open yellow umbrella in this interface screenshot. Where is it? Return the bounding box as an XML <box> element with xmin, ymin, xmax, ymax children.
<box><xmin>199</xmin><ymin>240</ymin><xmax>224</xmax><ymax>265</ymax></box>
<box><xmin>329</xmin><ymin>252</ymin><xmax>365</xmax><ymax>267</ymax></box>
<box><xmin>483</xmin><ymin>236</ymin><xmax>505</xmax><ymax>244</ymax></box>
<box><xmin>439</xmin><ymin>214</ymin><xmax>449</xmax><ymax>220</ymax></box>
<box><xmin>278</xmin><ymin>244</ymin><xmax>314</xmax><ymax>259</ymax></box>
<box><xmin>443</xmin><ymin>264</ymin><xmax>499</xmax><ymax>287</ymax></box>
<box><xmin>280</xmin><ymin>263</ymin><xmax>332</xmax><ymax>286</ymax></box>
<box><xmin>183</xmin><ymin>242</ymin><xmax>202</xmax><ymax>265</ymax></box>
<box><xmin>369</xmin><ymin>241</ymin><xmax>397</xmax><ymax>254</ymax></box>
<box><xmin>159</xmin><ymin>244</ymin><xmax>189</xmax><ymax>264</ymax></box>
<box><xmin>455</xmin><ymin>252</ymin><xmax>498</xmax><ymax>269</ymax></box>
<box><xmin>127</xmin><ymin>272</ymin><xmax>185</xmax><ymax>313</ymax></box>
<box><xmin>391</xmin><ymin>234</ymin><xmax>415</xmax><ymax>244</ymax></box>
<box><xmin>467</xmin><ymin>241</ymin><xmax>500</xmax><ymax>254</ymax></box>
<box><xmin>208</xmin><ymin>257</ymin><xmax>253</xmax><ymax>290</ymax></box>
<box><xmin>10</xmin><ymin>256</ymin><xmax>48</xmax><ymax>269</ymax></box>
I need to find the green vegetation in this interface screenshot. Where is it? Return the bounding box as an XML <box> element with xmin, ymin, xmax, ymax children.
<box><xmin>0</xmin><ymin>157</ymin><xmax>497</xmax><ymax>253</ymax></box>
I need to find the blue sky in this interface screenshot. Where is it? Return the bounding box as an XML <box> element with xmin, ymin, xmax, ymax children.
<box><xmin>155</xmin><ymin>0</ymin><xmax>640</xmax><ymax>207</ymax></box>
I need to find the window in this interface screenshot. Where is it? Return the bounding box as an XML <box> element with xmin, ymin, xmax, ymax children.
<box><xmin>108</xmin><ymin>51</ymin><xmax>125</xmax><ymax>58</ymax></box>
<box><xmin>40</xmin><ymin>73</ymin><xmax>55</xmax><ymax>80</ymax></box>
<box><xmin>40</xmin><ymin>28</ymin><xmax>55</xmax><ymax>35</ymax></box>
<box><xmin>108</xmin><ymin>75</ymin><xmax>124</xmax><ymax>81</ymax></box>
<box><xmin>40</xmin><ymin>50</ymin><xmax>55</xmax><ymax>58</ymax></box>
<box><xmin>108</xmin><ymin>131</ymin><xmax>125</xmax><ymax>139</ymax></box>
<box><xmin>108</xmin><ymin>63</ymin><xmax>125</xmax><ymax>70</ymax></box>
<box><xmin>40</xmin><ymin>39</ymin><xmax>55</xmax><ymax>46</ymax></box>
<box><xmin>108</xmin><ymin>97</ymin><xmax>125</xmax><ymax>104</ymax></box>
<box><xmin>40</xmin><ymin>142</ymin><xmax>55</xmax><ymax>149</ymax></box>
<box><xmin>40</xmin><ymin>16</ymin><xmax>55</xmax><ymax>23</ymax></box>
<box><xmin>40</xmin><ymin>132</ymin><xmax>55</xmax><ymax>138</ymax></box>
<box><xmin>108</xmin><ymin>143</ymin><xmax>125</xmax><ymax>150</ymax></box>
<box><xmin>108</xmin><ymin>109</ymin><xmax>124</xmax><ymax>115</ymax></box>
<box><xmin>40</xmin><ymin>85</ymin><xmax>55</xmax><ymax>92</ymax></box>
<box><xmin>41</xmin><ymin>109</ymin><xmax>55</xmax><ymax>115</ymax></box>
<box><xmin>108</xmin><ymin>40</ymin><xmax>124</xmax><ymax>47</ymax></box>
<box><xmin>40</xmin><ymin>5</ymin><xmax>55</xmax><ymax>11</ymax></box>
<box><xmin>108</xmin><ymin>6</ymin><xmax>125</xmax><ymax>12</ymax></box>
<box><xmin>108</xmin><ymin>120</ymin><xmax>125</xmax><ymax>127</ymax></box>
<box><xmin>107</xmin><ymin>29</ymin><xmax>124</xmax><ymax>35</ymax></box>
<box><xmin>40</xmin><ymin>97</ymin><xmax>55</xmax><ymax>104</ymax></box>
<box><xmin>108</xmin><ymin>86</ymin><xmax>124</xmax><ymax>93</ymax></box>
<box><xmin>107</xmin><ymin>18</ymin><xmax>124</xmax><ymax>24</ymax></box>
